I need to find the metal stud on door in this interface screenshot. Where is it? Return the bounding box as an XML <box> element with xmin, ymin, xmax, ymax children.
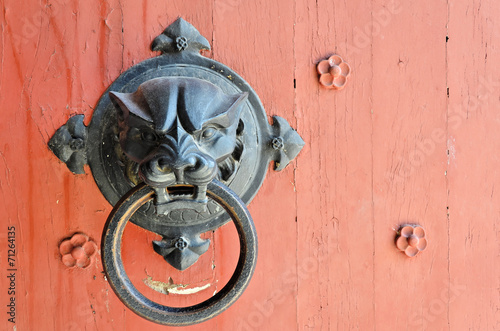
<box><xmin>48</xmin><ymin>18</ymin><xmax>304</xmax><ymax>326</ymax></box>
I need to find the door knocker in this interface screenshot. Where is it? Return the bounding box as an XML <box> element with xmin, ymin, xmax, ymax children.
<box><xmin>48</xmin><ymin>18</ymin><xmax>304</xmax><ymax>326</ymax></box>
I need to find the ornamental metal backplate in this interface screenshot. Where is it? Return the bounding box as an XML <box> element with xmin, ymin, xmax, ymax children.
<box><xmin>48</xmin><ymin>18</ymin><xmax>304</xmax><ymax>326</ymax></box>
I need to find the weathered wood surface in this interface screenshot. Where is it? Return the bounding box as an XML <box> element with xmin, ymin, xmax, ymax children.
<box><xmin>0</xmin><ymin>0</ymin><xmax>498</xmax><ymax>330</ymax></box>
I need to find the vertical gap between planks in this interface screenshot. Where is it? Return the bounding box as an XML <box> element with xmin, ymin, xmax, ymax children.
<box><xmin>292</xmin><ymin>0</ymin><xmax>299</xmax><ymax>329</ymax></box>
<box><xmin>445</xmin><ymin>0</ymin><xmax>451</xmax><ymax>328</ymax></box>
<box><xmin>370</xmin><ymin>1</ymin><xmax>376</xmax><ymax>329</ymax></box>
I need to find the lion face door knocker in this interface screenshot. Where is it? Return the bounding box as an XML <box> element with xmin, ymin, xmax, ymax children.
<box><xmin>48</xmin><ymin>18</ymin><xmax>304</xmax><ymax>326</ymax></box>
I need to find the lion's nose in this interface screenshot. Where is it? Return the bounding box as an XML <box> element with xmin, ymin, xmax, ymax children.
<box><xmin>155</xmin><ymin>154</ymin><xmax>201</xmax><ymax>183</ymax></box>
<box><xmin>182</xmin><ymin>154</ymin><xmax>217</xmax><ymax>186</ymax></box>
<box><xmin>156</xmin><ymin>155</ymin><xmax>197</xmax><ymax>173</ymax></box>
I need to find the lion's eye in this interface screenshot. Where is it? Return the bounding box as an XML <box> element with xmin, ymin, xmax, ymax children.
<box><xmin>141</xmin><ymin>130</ymin><xmax>157</xmax><ymax>142</ymax></box>
<box><xmin>201</xmin><ymin>127</ymin><xmax>217</xmax><ymax>139</ymax></box>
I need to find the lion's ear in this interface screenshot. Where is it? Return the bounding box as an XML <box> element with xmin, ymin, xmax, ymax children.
<box><xmin>202</xmin><ymin>92</ymin><xmax>249</xmax><ymax>128</ymax></box>
<box><xmin>109</xmin><ymin>91</ymin><xmax>153</xmax><ymax>122</ymax></box>
<box><xmin>109</xmin><ymin>91</ymin><xmax>128</xmax><ymax>120</ymax></box>
<box><xmin>223</xmin><ymin>91</ymin><xmax>249</xmax><ymax>126</ymax></box>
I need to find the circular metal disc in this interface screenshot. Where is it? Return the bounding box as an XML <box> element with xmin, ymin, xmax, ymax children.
<box><xmin>87</xmin><ymin>52</ymin><xmax>271</xmax><ymax>236</ymax></box>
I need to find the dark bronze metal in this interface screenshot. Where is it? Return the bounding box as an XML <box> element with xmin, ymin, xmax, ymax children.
<box><xmin>48</xmin><ymin>18</ymin><xmax>304</xmax><ymax>325</ymax></box>
<box><xmin>48</xmin><ymin>115</ymin><xmax>87</xmax><ymax>174</ymax></box>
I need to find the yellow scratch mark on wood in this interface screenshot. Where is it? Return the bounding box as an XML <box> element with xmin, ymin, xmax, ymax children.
<box><xmin>143</xmin><ymin>276</ymin><xmax>211</xmax><ymax>295</ymax></box>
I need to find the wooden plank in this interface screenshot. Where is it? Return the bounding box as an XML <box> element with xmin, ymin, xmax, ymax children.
<box><xmin>211</xmin><ymin>1</ymin><xmax>298</xmax><ymax>330</ymax></box>
<box><xmin>370</xmin><ymin>1</ymin><xmax>449</xmax><ymax>329</ymax></box>
<box><xmin>447</xmin><ymin>1</ymin><xmax>500</xmax><ymax>329</ymax></box>
<box><xmin>293</xmin><ymin>0</ymin><xmax>451</xmax><ymax>329</ymax></box>
<box><xmin>294</xmin><ymin>0</ymin><xmax>376</xmax><ymax>329</ymax></box>
<box><xmin>0</xmin><ymin>0</ymin><xmax>122</xmax><ymax>329</ymax></box>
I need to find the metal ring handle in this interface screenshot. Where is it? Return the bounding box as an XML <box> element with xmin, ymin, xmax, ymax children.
<box><xmin>101</xmin><ymin>179</ymin><xmax>258</xmax><ymax>326</ymax></box>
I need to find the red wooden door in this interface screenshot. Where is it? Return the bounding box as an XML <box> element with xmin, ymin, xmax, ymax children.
<box><xmin>1</xmin><ymin>0</ymin><xmax>499</xmax><ymax>330</ymax></box>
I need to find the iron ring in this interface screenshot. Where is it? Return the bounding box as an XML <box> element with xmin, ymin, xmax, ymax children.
<box><xmin>101</xmin><ymin>179</ymin><xmax>258</xmax><ymax>326</ymax></box>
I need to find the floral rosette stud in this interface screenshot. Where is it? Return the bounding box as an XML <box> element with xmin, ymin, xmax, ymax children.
<box><xmin>396</xmin><ymin>225</ymin><xmax>427</xmax><ymax>257</ymax></box>
<box><xmin>59</xmin><ymin>233</ymin><xmax>98</xmax><ymax>268</ymax></box>
<box><xmin>317</xmin><ymin>54</ymin><xmax>351</xmax><ymax>90</ymax></box>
